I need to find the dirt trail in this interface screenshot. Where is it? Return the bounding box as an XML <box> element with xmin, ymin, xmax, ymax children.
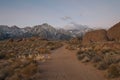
<box><xmin>40</xmin><ymin>45</ymin><xmax>106</xmax><ymax>80</ymax></box>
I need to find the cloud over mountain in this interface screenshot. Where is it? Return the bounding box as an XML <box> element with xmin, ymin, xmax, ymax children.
<box><xmin>61</xmin><ymin>16</ymin><xmax>72</xmax><ymax>21</ymax></box>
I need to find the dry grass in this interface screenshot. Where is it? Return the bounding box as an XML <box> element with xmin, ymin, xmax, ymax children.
<box><xmin>75</xmin><ymin>42</ymin><xmax>120</xmax><ymax>78</ymax></box>
<box><xmin>0</xmin><ymin>37</ymin><xmax>63</xmax><ymax>80</ymax></box>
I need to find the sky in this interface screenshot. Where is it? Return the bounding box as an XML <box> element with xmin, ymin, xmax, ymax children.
<box><xmin>0</xmin><ymin>0</ymin><xmax>120</xmax><ymax>28</ymax></box>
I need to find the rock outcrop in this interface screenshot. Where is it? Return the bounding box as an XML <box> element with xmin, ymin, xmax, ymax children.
<box><xmin>107</xmin><ymin>22</ymin><xmax>120</xmax><ymax>41</ymax></box>
<box><xmin>82</xmin><ymin>29</ymin><xmax>108</xmax><ymax>44</ymax></box>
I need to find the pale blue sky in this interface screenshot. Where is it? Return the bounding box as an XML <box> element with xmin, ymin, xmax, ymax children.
<box><xmin>0</xmin><ymin>0</ymin><xmax>120</xmax><ymax>28</ymax></box>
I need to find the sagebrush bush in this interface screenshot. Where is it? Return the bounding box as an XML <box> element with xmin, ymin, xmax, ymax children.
<box><xmin>91</xmin><ymin>55</ymin><xmax>102</xmax><ymax>63</ymax></box>
<box><xmin>0</xmin><ymin>53</ymin><xmax>5</xmax><ymax>59</ymax></box>
<box><xmin>20</xmin><ymin>63</ymin><xmax>37</xmax><ymax>79</ymax></box>
<box><xmin>97</xmin><ymin>61</ymin><xmax>109</xmax><ymax>70</ymax></box>
<box><xmin>107</xmin><ymin>64</ymin><xmax>120</xmax><ymax>78</ymax></box>
<box><xmin>76</xmin><ymin>50</ymin><xmax>85</xmax><ymax>60</ymax></box>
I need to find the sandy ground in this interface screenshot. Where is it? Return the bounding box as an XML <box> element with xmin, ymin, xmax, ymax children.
<box><xmin>40</xmin><ymin>45</ymin><xmax>106</xmax><ymax>80</ymax></box>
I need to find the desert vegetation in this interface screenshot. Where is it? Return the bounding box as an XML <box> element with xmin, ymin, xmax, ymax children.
<box><xmin>65</xmin><ymin>37</ymin><xmax>82</xmax><ymax>50</ymax></box>
<box><xmin>76</xmin><ymin>42</ymin><xmax>120</xmax><ymax>79</ymax></box>
<box><xmin>0</xmin><ymin>37</ymin><xmax>63</xmax><ymax>80</ymax></box>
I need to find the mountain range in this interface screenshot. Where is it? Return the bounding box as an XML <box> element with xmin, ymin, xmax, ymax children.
<box><xmin>63</xmin><ymin>23</ymin><xmax>92</xmax><ymax>37</ymax></box>
<box><xmin>0</xmin><ymin>23</ymin><xmax>91</xmax><ymax>40</ymax></box>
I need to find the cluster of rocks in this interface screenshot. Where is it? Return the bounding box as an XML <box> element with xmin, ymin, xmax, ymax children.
<box><xmin>82</xmin><ymin>22</ymin><xmax>120</xmax><ymax>44</ymax></box>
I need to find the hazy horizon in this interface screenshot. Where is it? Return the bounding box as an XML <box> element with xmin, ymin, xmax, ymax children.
<box><xmin>0</xmin><ymin>0</ymin><xmax>120</xmax><ymax>28</ymax></box>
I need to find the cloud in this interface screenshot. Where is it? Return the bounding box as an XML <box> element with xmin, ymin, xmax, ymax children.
<box><xmin>64</xmin><ymin>22</ymin><xmax>89</xmax><ymax>30</ymax></box>
<box><xmin>70</xmin><ymin>22</ymin><xmax>88</xmax><ymax>28</ymax></box>
<box><xmin>61</xmin><ymin>16</ymin><xmax>72</xmax><ymax>21</ymax></box>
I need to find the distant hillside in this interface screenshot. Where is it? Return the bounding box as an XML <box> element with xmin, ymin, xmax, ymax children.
<box><xmin>0</xmin><ymin>23</ymin><xmax>93</xmax><ymax>40</ymax></box>
<box><xmin>0</xmin><ymin>23</ymin><xmax>72</xmax><ymax>40</ymax></box>
<box><xmin>0</xmin><ymin>25</ymin><xmax>24</xmax><ymax>40</ymax></box>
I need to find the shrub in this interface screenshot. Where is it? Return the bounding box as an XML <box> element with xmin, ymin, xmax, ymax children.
<box><xmin>77</xmin><ymin>54</ymin><xmax>85</xmax><ymax>60</ymax></box>
<box><xmin>37</xmin><ymin>48</ymin><xmax>50</xmax><ymax>54</ymax></box>
<box><xmin>77</xmin><ymin>51</ymin><xmax>85</xmax><ymax>60</ymax></box>
<box><xmin>96</xmin><ymin>61</ymin><xmax>109</xmax><ymax>70</ymax></box>
<box><xmin>20</xmin><ymin>63</ymin><xmax>37</xmax><ymax>79</ymax></box>
<box><xmin>5</xmin><ymin>74</ymin><xmax>20</xmax><ymax>80</ymax></box>
<box><xmin>107</xmin><ymin>64</ymin><xmax>120</xmax><ymax>78</ymax></box>
<box><xmin>91</xmin><ymin>55</ymin><xmax>102</xmax><ymax>63</ymax></box>
<box><xmin>0</xmin><ymin>53</ymin><xmax>5</xmax><ymax>59</ymax></box>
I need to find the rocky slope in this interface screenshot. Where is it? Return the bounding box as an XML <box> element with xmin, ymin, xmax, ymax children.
<box><xmin>82</xmin><ymin>22</ymin><xmax>120</xmax><ymax>44</ymax></box>
<box><xmin>0</xmin><ymin>25</ymin><xmax>24</xmax><ymax>40</ymax></box>
<box><xmin>107</xmin><ymin>22</ymin><xmax>120</xmax><ymax>41</ymax></box>
<box><xmin>0</xmin><ymin>23</ymin><xmax>72</xmax><ymax>40</ymax></box>
<box><xmin>0</xmin><ymin>23</ymin><xmax>92</xmax><ymax>40</ymax></box>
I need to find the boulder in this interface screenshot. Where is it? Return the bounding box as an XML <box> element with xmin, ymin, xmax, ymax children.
<box><xmin>107</xmin><ymin>22</ymin><xmax>120</xmax><ymax>41</ymax></box>
<box><xmin>82</xmin><ymin>29</ymin><xmax>108</xmax><ymax>44</ymax></box>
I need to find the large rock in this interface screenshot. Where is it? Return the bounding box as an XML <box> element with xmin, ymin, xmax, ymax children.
<box><xmin>82</xmin><ymin>29</ymin><xmax>108</xmax><ymax>44</ymax></box>
<box><xmin>107</xmin><ymin>22</ymin><xmax>120</xmax><ymax>41</ymax></box>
